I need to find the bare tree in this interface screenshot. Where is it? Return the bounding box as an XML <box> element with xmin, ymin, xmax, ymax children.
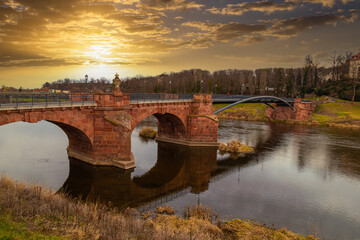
<box><xmin>329</xmin><ymin>51</ymin><xmax>337</xmax><ymax>81</ymax></box>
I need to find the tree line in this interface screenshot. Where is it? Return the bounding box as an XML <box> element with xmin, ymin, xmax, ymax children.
<box><xmin>41</xmin><ymin>52</ymin><xmax>359</xmax><ymax>101</ymax></box>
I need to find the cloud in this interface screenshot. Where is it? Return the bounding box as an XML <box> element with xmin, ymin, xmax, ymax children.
<box><xmin>182</xmin><ymin>21</ymin><xmax>267</xmax><ymax>42</ymax></box>
<box><xmin>214</xmin><ymin>23</ymin><xmax>267</xmax><ymax>42</ymax></box>
<box><xmin>0</xmin><ymin>59</ymin><xmax>81</xmax><ymax>67</ymax></box>
<box><xmin>137</xmin><ymin>0</ymin><xmax>204</xmax><ymax>11</ymax></box>
<box><xmin>285</xmin><ymin>0</ymin><xmax>355</xmax><ymax>8</ymax></box>
<box><xmin>182</xmin><ymin>21</ymin><xmax>219</xmax><ymax>31</ymax></box>
<box><xmin>215</xmin><ymin>54</ymin><xmax>303</xmax><ymax>65</ymax></box>
<box><xmin>268</xmin><ymin>13</ymin><xmax>357</xmax><ymax>37</ymax></box>
<box><xmin>234</xmin><ymin>36</ymin><xmax>267</xmax><ymax>45</ymax></box>
<box><xmin>0</xmin><ymin>0</ymin><xmax>358</xmax><ymax>69</ymax></box>
<box><xmin>207</xmin><ymin>1</ymin><xmax>297</xmax><ymax>16</ymax></box>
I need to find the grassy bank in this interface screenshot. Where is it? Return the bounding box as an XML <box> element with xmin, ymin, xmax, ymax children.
<box><xmin>0</xmin><ymin>176</ymin><xmax>318</xmax><ymax>240</ymax></box>
<box><xmin>213</xmin><ymin>103</ymin><xmax>268</xmax><ymax>121</ymax></box>
<box><xmin>213</xmin><ymin>100</ymin><xmax>360</xmax><ymax>129</ymax></box>
<box><xmin>312</xmin><ymin>101</ymin><xmax>360</xmax><ymax>128</ymax></box>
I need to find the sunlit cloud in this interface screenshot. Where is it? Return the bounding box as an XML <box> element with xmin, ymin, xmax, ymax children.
<box><xmin>286</xmin><ymin>0</ymin><xmax>355</xmax><ymax>8</ymax></box>
<box><xmin>0</xmin><ymin>0</ymin><xmax>359</xmax><ymax>88</ymax></box>
<box><xmin>207</xmin><ymin>1</ymin><xmax>297</xmax><ymax>16</ymax></box>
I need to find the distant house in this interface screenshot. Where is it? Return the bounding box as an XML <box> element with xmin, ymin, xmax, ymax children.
<box><xmin>349</xmin><ymin>53</ymin><xmax>360</xmax><ymax>79</ymax></box>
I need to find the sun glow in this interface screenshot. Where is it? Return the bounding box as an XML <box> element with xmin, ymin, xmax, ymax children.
<box><xmin>84</xmin><ymin>45</ymin><xmax>113</xmax><ymax>62</ymax></box>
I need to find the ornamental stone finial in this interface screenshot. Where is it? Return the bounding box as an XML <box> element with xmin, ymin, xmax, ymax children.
<box><xmin>113</xmin><ymin>73</ymin><xmax>121</xmax><ymax>89</ymax></box>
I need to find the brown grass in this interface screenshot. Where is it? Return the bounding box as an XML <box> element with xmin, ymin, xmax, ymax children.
<box><xmin>219</xmin><ymin>139</ymin><xmax>254</xmax><ymax>154</ymax></box>
<box><xmin>139</xmin><ymin>127</ymin><xmax>158</xmax><ymax>139</ymax></box>
<box><xmin>0</xmin><ymin>176</ymin><xmax>318</xmax><ymax>240</ymax></box>
<box><xmin>183</xmin><ymin>204</ymin><xmax>218</xmax><ymax>222</ymax></box>
<box><xmin>0</xmin><ymin>175</ymin><xmax>200</xmax><ymax>239</ymax></box>
<box><xmin>220</xmin><ymin>219</ymin><xmax>319</xmax><ymax>240</ymax></box>
<box><xmin>155</xmin><ymin>205</ymin><xmax>175</xmax><ymax>215</ymax></box>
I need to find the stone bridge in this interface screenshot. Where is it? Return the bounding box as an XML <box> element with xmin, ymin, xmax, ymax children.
<box><xmin>0</xmin><ymin>84</ymin><xmax>313</xmax><ymax>169</ymax></box>
<box><xmin>0</xmin><ymin>89</ymin><xmax>218</xmax><ymax>169</ymax></box>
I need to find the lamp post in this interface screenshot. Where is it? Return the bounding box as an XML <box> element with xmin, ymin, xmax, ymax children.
<box><xmin>169</xmin><ymin>80</ymin><xmax>172</xmax><ymax>93</ymax></box>
<box><xmin>214</xmin><ymin>83</ymin><xmax>217</xmax><ymax>94</ymax></box>
<box><xmin>85</xmin><ymin>74</ymin><xmax>88</xmax><ymax>101</ymax></box>
<box><xmin>201</xmin><ymin>79</ymin><xmax>203</xmax><ymax>93</ymax></box>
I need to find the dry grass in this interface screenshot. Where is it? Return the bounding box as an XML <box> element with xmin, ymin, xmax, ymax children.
<box><xmin>219</xmin><ymin>139</ymin><xmax>254</xmax><ymax>155</ymax></box>
<box><xmin>139</xmin><ymin>127</ymin><xmax>158</xmax><ymax>139</ymax></box>
<box><xmin>0</xmin><ymin>176</ymin><xmax>318</xmax><ymax>240</ymax></box>
<box><xmin>155</xmin><ymin>205</ymin><xmax>175</xmax><ymax>215</ymax></box>
<box><xmin>220</xmin><ymin>219</ymin><xmax>318</xmax><ymax>240</ymax></box>
<box><xmin>0</xmin><ymin>175</ymin><xmax>202</xmax><ymax>239</ymax></box>
<box><xmin>183</xmin><ymin>204</ymin><xmax>218</xmax><ymax>222</ymax></box>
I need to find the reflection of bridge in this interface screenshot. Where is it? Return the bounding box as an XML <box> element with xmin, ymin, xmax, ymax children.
<box><xmin>60</xmin><ymin>142</ymin><xmax>218</xmax><ymax>209</ymax></box>
<box><xmin>60</xmin><ymin>122</ymin><xmax>297</xmax><ymax>210</ymax></box>
<box><xmin>0</xmin><ymin>86</ymin><xmax>312</xmax><ymax>169</ymax></box>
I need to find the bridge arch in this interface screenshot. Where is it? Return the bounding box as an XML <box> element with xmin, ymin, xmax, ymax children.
<box><xmin>131</xmin><ymin>108</ymin><xmax>188</xmax><ymax>140</ymax></box>
<box><xmin>0</xmin><ymin>112</ymin><xmax>94</xmax><ymax>160</ymax></box>
<box><xmin>48</xmin><ymin>121</ymin><xmax>94</xmax><ymax>156</ymax></box>
<box><xmin>213</xmin><ymin>96</ymin><xmax>295</xmax><ymax>114</ymax></box>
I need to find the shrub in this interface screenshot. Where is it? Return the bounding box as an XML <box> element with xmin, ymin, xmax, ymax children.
<box><xmin>139</xmin><ymin>127</ymin><xmax>157</xmax><ymax>139</ymax></box>
<box><xmin>218</xmin><ymin>139</ymin><xmax>254</xmax><ymax>154</ymax></box>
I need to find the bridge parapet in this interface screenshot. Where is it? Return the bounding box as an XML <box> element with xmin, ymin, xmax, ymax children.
<box><xmin>94</xmin><ymin>92</ymin><xmax>130</xmax><ymax>108</ymax></box>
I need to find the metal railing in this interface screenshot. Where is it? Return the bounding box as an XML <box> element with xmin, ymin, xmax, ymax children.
<box><xmin>212</xmin><ymin>94</ymin><xmax>295</xmax><ymax>104</ymax></box>
<box><xmin>0</xmin><ymin>93</ymin><xmax>95</xmax><ymax>108</ymax></box>
<box><xmin>130</xmin><ymin>93</ymin><xmax>193</xmax><ymax>104</ymax></box>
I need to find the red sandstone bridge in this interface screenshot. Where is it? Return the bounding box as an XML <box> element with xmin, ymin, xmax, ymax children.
<box><xmin>0</xmin><ymin>89</ymin><xmax>312</xmax><ymax>169</ymax></box>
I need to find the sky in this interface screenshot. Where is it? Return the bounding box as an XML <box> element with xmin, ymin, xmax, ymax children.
<box><xmin>0</xmin><ymin>0</ymin><xmax>359</xmax><ymax>88</ymax></box>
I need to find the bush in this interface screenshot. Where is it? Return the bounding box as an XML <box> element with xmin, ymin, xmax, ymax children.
<box><xmin>218</xmin><ymin>139</ymin><xmax>254</xmax><ymax>154</ymax></box>
<box><xmin>139</xmin><ymin>127</ymin><xmax>157</xmax><ymax>139</ymax></box>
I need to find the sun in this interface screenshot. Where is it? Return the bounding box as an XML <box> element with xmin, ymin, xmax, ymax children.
<box><xmin>84</xmin><ymin>45</ymin><xmax>112</xmax><ymax>62</ymax></box>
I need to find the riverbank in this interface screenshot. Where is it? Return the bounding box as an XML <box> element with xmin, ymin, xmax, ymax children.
<box><xmin>213</xmin><ymin>99</ymin><xmax>360</xmax><ymax>129</ymax></box>
<box><xmin>0</xmin><ymin>176</ymin><xmax>317</xmax><ymax>240</ymax></box>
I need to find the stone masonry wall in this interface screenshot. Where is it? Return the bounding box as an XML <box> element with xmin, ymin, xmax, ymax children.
<box><xmin>266</xmin><ymin>99</ymin><xmax>313</xmax><ymax>121</ymax></box>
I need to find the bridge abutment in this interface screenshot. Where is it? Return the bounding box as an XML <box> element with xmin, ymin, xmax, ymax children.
<box><xmin>266</xmin><ymin>99</ymin><xmax>314</xmax><ymax>121</ymax></box>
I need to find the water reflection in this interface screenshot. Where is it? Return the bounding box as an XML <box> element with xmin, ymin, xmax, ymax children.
<box><xmin>1</xmin><ymin>120</ymin><xmax>360</xmax><ymax>239</ymax></box>
<box><xmin>60</xmin><ymin>142</ymin><xmax>217</xmax><ymax>209</ymax></box>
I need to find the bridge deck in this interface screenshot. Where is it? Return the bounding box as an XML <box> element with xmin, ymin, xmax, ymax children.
<box><xmin>0</xmin><ymin>93</ymin><xmax>303</xmax><ymax>111</ymax></box>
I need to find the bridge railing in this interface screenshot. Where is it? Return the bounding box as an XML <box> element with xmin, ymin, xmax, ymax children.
<box><xmin>0</xmin><ymin>93</ymin><xmax>95</xmax><ymax>108</ymax></box>
<box><xmin>212</xmin><ymin>94</ymin><xmax>295</xmax><ymax>104</ymax></box>
<box><xmin>130</xmin><ymin>93</ymin><xmax>193</xmax><ymax>104</ymax></box>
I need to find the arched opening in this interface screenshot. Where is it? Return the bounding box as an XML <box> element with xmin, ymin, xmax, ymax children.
<box><xmin>131</xmin><ymin>112</ymin><xmax>187</xmax><ymax>177</ymax></box>
<box><xmin>153</xmin><ymin>113</ymin><xmax>187</xmax><ymax>140</ymax></box>
<box><xmin>0</xmin><ymin>119</ymin><xmax>94</xmax><ymax>190</ymax></box>
<box><xmin>48</xmin><ymin>120</ymin><xmax>93</xmax><ymax>156</ymax></box>
<box><xmin>0</xmin><ymin>121</ymin><xmax>70</xmax><ymax>190</ymax></box>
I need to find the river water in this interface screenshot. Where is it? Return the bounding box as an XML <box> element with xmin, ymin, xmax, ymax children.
<box><xmin>0</xmin><ymin>118</ymin><xmax>360</xmax><ymax>239</ymax></box>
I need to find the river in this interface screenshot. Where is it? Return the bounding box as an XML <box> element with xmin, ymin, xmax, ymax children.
<box><xmin>0</xmin><ymin>118</ymin><xmax>359</xmax><ymax>239</ymax></box>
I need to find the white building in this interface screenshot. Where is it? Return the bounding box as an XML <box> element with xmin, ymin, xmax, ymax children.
<box><xmin>349</xmin><ymin>53</ymin><xmax>360</xmax><ymax>79</ymax></box>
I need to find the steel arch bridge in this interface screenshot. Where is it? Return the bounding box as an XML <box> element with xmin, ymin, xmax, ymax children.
<box><xmin>213</xmin><ymin>95</ymin><xmax>296</xmax><ymax>114</ymax></box>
